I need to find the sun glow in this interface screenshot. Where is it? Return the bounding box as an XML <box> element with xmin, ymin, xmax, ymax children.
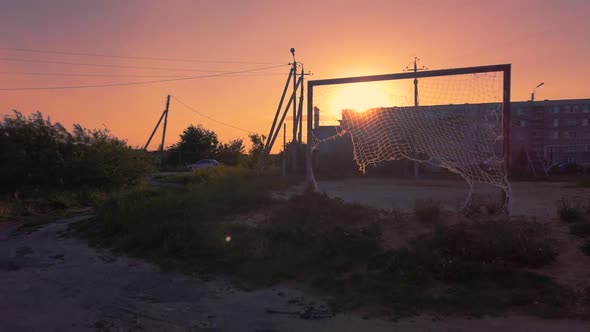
<box><xmin>331</xmin><ymin>83</ymin><xmax>393</xmax><ymax>115</ymax></box>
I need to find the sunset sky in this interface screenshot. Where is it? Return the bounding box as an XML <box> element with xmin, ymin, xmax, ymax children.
<box><xmin>1</xmin><ymin>0</ymin><xmax>589</xmax><ymax>150</ymax></box>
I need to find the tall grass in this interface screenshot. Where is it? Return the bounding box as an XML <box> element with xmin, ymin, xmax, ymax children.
<box><xmin>1</xmin><ymin>187</ymin><xmax>111</xmax><ymax>218</ymax></box>
<box><xmin>77</xmin><ymin>168</ymin><xmax>299</xmax><ymax>266</ymax></box>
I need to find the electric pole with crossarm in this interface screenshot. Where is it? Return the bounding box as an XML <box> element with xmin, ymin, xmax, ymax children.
<box><xmin>404</xmin><ymin>57</ymin><xmax>427</xmax><ymax>178</ymax></box>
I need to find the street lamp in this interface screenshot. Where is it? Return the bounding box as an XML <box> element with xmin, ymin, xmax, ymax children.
<box><xmin>531</xmin><ymin>82</ymin><xmax>544</xmax><ymax>102</ymax></box>
<box><xmin>529</xmin><ymin>82</ymin><xmax>547</xmax><ymax>171</ymax></box>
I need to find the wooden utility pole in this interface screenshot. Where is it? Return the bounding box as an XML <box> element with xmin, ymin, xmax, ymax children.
<box><xmin>144</xmin><ymin>94</ymin><xmax>171</xmax><ymax>151</ymax></box>
<box><xmin>257</xmin><ymin>66</ymin><xmax>294</xmax><ymax>173</ymax></box>
<box><xmin>258</xmin><ymin>49</ymin><xmax>310</xmax><ymax>174</ymax></box>
<box><xmin>159</xmin><ymin>95</ymin><xmax>171</xmax><ymax>169</ymax></box>
<box><xmin>282</xmin><ymin>123</ymin><xmax>286</xmax><ymax>176</ymax></box>
<box><xmin>268</xmin><ymin>76</ymin><xmax>303</xmax><ymax>153</ymax></box>
<box><xmin>404</xmin><ymin>58</ymin><xmax>427</xmax><ymax>179</ymax></box>
<box><xmin>290</xmin><ymin>48</ymin><xmax>298</xmax><ymax>171</ymax></box>
<box><xmin>297</xmin><ymin>67</ymin><xmax>305</xmax><ymax>143</ymax></box>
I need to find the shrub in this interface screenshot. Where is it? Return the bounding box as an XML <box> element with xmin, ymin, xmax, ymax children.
<box><xmin>372</xmin><ymin>220</ymin><xmax>556</xmax><ymax>284</ymax></box>
<box><xmin>250</xmin><ymin>190</ymin><xmax>383</xmax><ymax>272</ymax></box>
<box><xmin>463</xmin><ymin>194</ymin><xmax>501</xmax><ymax>217</ymax></box>
<box><xmin>81</xmin><ymin>170</ymin><xmax>296</xmax><ymax>261</ymax></box>
<box><xmin>570</xmin><ymin>222</ymin><xmax>590</xmax><ymax>237</ymax></box>
<box><xmin>577</xmin><ymin>177</ymin><xmax>590</xmax><ymax>188</ymax></box>
<box><xmin>364</xmin><ymin>220</ymin><xmax>567</xmax><ymax>316</ymax></box>
<box><xmin>557</xmin><ymin>199</ymin><xmax>584</xmax><ymax>222</ymax></box>
<box><xmin>81</xmin><ymin>186</ymin><xmax>382</xmax><ymax>285</ymax></box>
<box><xmin>390</xmin><ymin>208</ymin><xmax>406</xmax><ymax>223</ymax></box>
<box><xmin>0</xmin><ymin>111</ymin><xmax>154</xmax><ymax>194</ymax></box>
<box><xmin>414</xmin><ymin>199</ymin><xmax>441</xmax><ymax>223</ymax></box>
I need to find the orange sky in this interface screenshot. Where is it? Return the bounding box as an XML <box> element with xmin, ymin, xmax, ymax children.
<box><xmin>1</xmin><ymin>0</ymin><xmax>589</xmax><ymax>151</ymax></box>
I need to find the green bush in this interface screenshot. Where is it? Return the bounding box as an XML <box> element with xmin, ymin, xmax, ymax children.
<box><xmin>256</xmin><ymin>190</ymin><xmax>382</xmax><ymax>267</ymax></box>
<box><xmin>576</xmin><ymin>177</ymin><xmax>590</xmax><ymax>188</ymax></box>
<box><xmin>0</xmin><ymin>111</ymin><xmax>154</xmax><ymax>194</ymax></box>
<box><xmin>161</xmin><ymin>166</ymin><xmax>250</xmax><ymax>185</ymax></box>
<box><xmin>570</xmin><ymin>222</ymin><xmax>590</xmax><ymax>237</ymax></box>
<box><xmin>414</xmin><ymin>199</ymin><xmax>441</xmax><ymax>223</ymax></box>
<box><xmin>213</xmin><ymin>190</ymin><xmax>383</xmax><ymax>284</ymax></box>
<box><xmin>557</xmin><ymin>199</ymin><xmax>584</xmax><ymax>222</ymax></box>
<box><xmin>81</xmin><ymin>185</ymin><xmax>381</xmax><ymax>285</ymax></box>
<box><xmin>463</xmin><ymin>194</ymin><xmax>501</xmax><ymax>217</ymax></box>
<box><xmin>371</xmin><ymin>220</ymin><xmax>556</xmax><ymax>284</ymax></box>
<box><xmin>364</xmin><ymin>220</ymin><xmax>566</xmax><ymax>316</ymax></box>
<box><xmin>81</xmin><ymin>170</ymin><xmax>294</xmax><ymax>262</ymax></box>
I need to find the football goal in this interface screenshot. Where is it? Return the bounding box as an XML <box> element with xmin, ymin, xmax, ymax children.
<box><xmin>305</xmin><ymin>64</ymin><xmax>512</xmax><ymax>211</ymax></box>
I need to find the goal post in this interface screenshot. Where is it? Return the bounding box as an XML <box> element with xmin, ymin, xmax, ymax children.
<box><xmin>306</xmin><ymin>64</ymin><xmax>512</xmax><ymax>209</ymax></box>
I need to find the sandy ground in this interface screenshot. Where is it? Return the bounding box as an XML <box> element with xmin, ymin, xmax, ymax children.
<box><xmin>294</xmin><ymin>177</ymin><xmax>590</xmax><ymax>293</ymax></box>
<box><xmin>313</xmin><ymin>178</ymin><xmax>590</xmax><ymax>219</ymax></box>
<box><xmin>2</xmin><ymin>213</ymin><xmax>590</xmax><ymax>331</ymax></box>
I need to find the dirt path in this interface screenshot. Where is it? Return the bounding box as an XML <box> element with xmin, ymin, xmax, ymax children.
<box><xmin>2</xmin><ymin>215</ymin><xmax>590</xmax><ymax>331</ymax></box>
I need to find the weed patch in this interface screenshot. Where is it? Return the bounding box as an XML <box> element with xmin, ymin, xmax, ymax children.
<box><xmin>577</xmin><ymin>177</ymin><xmax>590</xmax><ymax>188</ymax></box>
<box><xmin>557</xmin><ymin>199</ymin><xmax>585</xmax><ymax>222</ymax></box>
<box><xmin>224</xmin><ymin>190</ymin><xmax>383</xmax><ymax>284</ymax></box>
<box><xmin>76</xmin><ymin>169</ymin><xmax>301</xmax><ymax>274</ymax></box>
<box><xmin>463</xmin><ymin>194</ymin><xmax>502</xmax><ymax>217</ymax></box>
<box><xmin>570</xmin><ymin>222</ymin><xmax>590</xmax><ymax>237</ymax></box>
<box><xmin>363</xmin><ymin>220</ymin><xmax>565</xmax><ymax>316</ymax></box>
<box><xmin>1</xmin><ymin>187</ymin><xmax>110</xmax><ymax>218</ymax></box>
<box><xmin>414</xmin><ymin>199</ymin><xmax>441</xmax><ymax>223</ymax></box>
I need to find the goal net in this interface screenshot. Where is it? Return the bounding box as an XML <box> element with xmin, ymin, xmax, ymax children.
<box><xmin>307</xmin><ymin>65</ymin><xmax>511</xmax><ymax>210</ymax></box>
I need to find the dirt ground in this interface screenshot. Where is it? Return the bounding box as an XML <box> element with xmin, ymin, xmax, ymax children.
<box><xmin>313</xmin><ymin>178</ymin><xmax>589</xmax><ymax>219</ymax></box>
<box><xmin>2</xmin><ymin>178</ymin><xmax>590</xmax><ymax>331</ymax></box>
<box><xmin>1</xmin><ymin>213</ymin><xmax>590</xmax><ymax>330</ymax></box>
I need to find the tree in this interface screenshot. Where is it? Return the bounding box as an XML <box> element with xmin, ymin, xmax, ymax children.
<box><xmin>174</xmin><ymin>125</ymin><xmax>219</xmax><ymax>163</ymax></box>
<box><xmin>66</xmin><ymin>125</ymin><xmax>154</xmax><ymax>188</ymax></box>
<box><xmin>217</xmin><ymin>138</ymin><xmax>245</xmax><ymax>165</ymax></box>
<box><xmin>247</xmin><ymin>133</ymin><xmax>266</xmax><ymax>167</ymax></box>
<box><xmin>0</xmin><ymin>111</ymin><xmax>71</xmax><ymax>191</ymax></box>
<box><xmin>0</xmin><ymin>111</ymin><xmax>154</xmax><ymax>194</ymax></box>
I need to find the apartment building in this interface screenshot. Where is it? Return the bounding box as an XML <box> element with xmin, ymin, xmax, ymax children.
<box><xmin>511</xmin><ymin>99</ymin><xmax>590</xmax><ymax>165</ymax></box>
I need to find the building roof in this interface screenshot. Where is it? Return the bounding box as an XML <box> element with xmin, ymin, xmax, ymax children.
<box><xmin>512</xmin><ymin>98</ymin><xmax>590</xmax><ymax>106</ymax></box>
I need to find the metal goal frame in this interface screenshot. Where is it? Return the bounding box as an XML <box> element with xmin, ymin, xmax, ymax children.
<box><xmin>305</xmin><ymin>64</ymin><xmax>512</xmax><ymax>198</ymax></box>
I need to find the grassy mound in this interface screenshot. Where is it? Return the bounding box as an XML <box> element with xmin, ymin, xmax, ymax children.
<box><xmin>75</xmin><ymin>168</ymin><xmax>576</xmax><ymax>318</ymax></box>
<box><xmin>344</xmin><ymin>221</ymin><xmax>564</xmax><ymax>316</ymax></box>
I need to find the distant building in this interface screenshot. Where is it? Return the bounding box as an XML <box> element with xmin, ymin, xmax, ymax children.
<box><xmin>511</xmin><ymin>99</ymin><xmax>590</xmax><ymax>165</ymax></box>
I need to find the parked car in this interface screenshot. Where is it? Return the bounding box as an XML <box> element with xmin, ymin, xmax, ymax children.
<box><xmin>547</xmin><ymin>162</ymin><xmax>584</xmax><ymax>175</ymax></box>
<box><xmin>186</xmin><ymin>159</ymin><xmax>220</xmax><ymax>170</ymax></box>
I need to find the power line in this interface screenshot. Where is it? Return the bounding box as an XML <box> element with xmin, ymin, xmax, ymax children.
<box><xmin>0</xmin><ymin>64</ymin><xmax>289</xmax><ymax>91</ymax></box>
<box><xmin>0</xmin><ymin>57</ymin><xmax>238</xmax><ymax>73</ymax></box>
<box><xmin>0</xmin><ymin>47</ymin><xmax>282</xmax><ymax>65</ymax></box>
<box><xmin>0</xmin><ymin>71</ymin><xmax>191</xmax><ymax>78</ymax></box>
<box><xmin>0</xmin><ymin>71</ymin><xmax>289</xmax><ymax>78</ymax></box>
<box><xmin>171</xmin><ymin>95</ymin><xmax>252</xmax><ymax>134</ymax></box>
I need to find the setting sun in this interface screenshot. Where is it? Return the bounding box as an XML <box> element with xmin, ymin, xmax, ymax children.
<box><xmin>330</xmin><ymin>83</ymin><xmax>393</xmax><ymax>115</ymax></box>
